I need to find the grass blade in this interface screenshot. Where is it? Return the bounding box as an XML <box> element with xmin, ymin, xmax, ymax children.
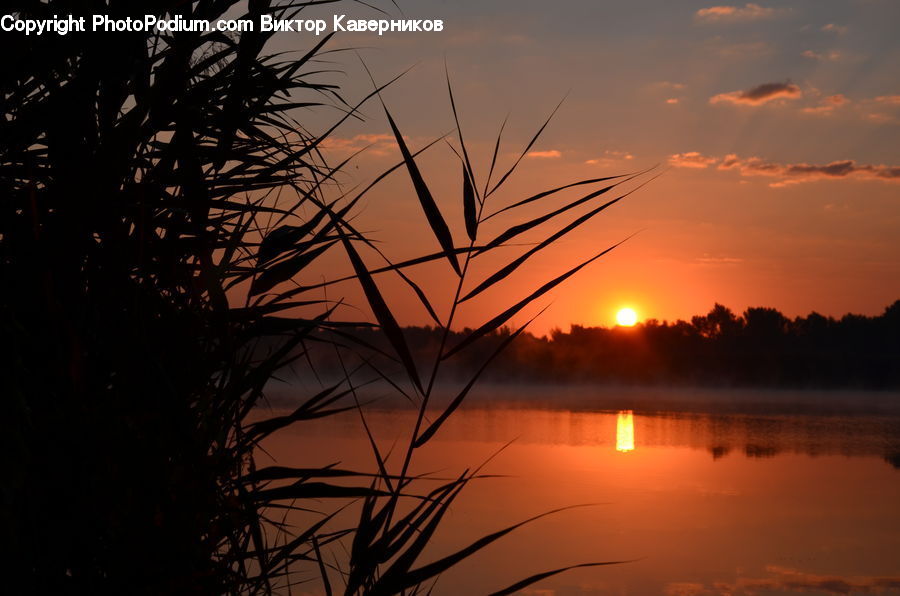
<box><xmin>335</xmin><ymin>224</ymin><xmax>425</xmax><ymax>394</ymax></box>
<box><xmin>312</xmin><ymin>535</ymin><xmax>333</xmax><ymax>596</ymax></box>
<box><xmin>383</xmin><ymin>106</ymin><xmax>462</xmax><ymax>276</ymax></box>
<box><xmin>483</xmin><ymin>170</ymin><xmax>642</xmax><ymax>222</ymax></box>
<box><xmin>384</xmin><ymin>505</ymin><xmax>596</xmax><ymax>593</ymax></box>
<box><xmin>462</xmin><ymin>190</ymin><xmax>649</xmax><ymax>303</ymax></box>
<box><xmin>446</xmin><ymin>64</ymin><xmax>478</xmax><ymax>202</ymax></box>
<box><xmin>479</xmin><ymin>172</ymin><xmax>647</xmax><ymax>255</ymax></box>
<box><xmin>249</xmin><ymin>240</ymin><xmax>336</xmax><ymax>296</ymax></box>
<box><xmin>488</xmin><ymin>561</ymin><xmax>632</xmax><ymax>596</ymax></box>
<box><xmin>485</xmin><ymin>95</ymin><xmax>566</xmax><ymax>198</ymax></box>
<box><xmin>483</xmin><ymin>114</ymin><xmax>508</xmax><ymax>198</ymax></box>
<box><xmin>462</xmin><ymin>165</ymin><xmax>478</xmax><ymax>241</ymax></box>
<box><xmin>444</xmin><ymin>238</ymin><xmax>630</xmax><ymax>361</ymax></box>
<box><xmin>415</xmin><ymin>310</ymin><xmax>544</xmax><ymax>448</ymax></box>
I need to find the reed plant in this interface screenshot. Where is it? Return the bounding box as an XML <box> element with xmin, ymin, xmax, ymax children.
<box><xmin>1</xmin><ymin>1</ymin><xmax>645</xmax><ymax>593</ymax></box>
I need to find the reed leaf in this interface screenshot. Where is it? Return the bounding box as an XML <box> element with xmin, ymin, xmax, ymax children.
<box><xmin>2</xmin><ymin>2</ymin><xmax>646</xmax><ymax>591</ymax></box>
<box><xmin>249</xmin><ymin>239</ymin><xmax>337</xmax><ymax>296</ymax></box>
<box><xmin>414</xmin><ymin>311</ymin><xmax>543</xmax><ymax>448</ymax></box>
<box><xmin>462</xmin><ymin>165</ymin><xmax>478</xmax><ymax>241</ymax></box>
<box><xmin>335</xmin><ymin>223</ymin><xmax>425</xmax><ymax>394</ymax></box>
<box><xmin>376</xmin><ymin>505</ymin><xmax>594</xmax><ymax>594</ymax></box>
<box><xmin>482</xmin><ymin>171</ymin><xmax>638</xmax><ymax>222</ymax></box>
<box><xmin>462</xmin><ymin>188</ymin><xmax>648</xmax><ymax>303</ymax></box>
<box><xmin>485</xmin><ymin>96</ymin><xmax>566</xmax><ymax>198</ymax></box>
<box><xmin>489</xmin><ymin>561</ymin><xmax>633</xmax><ymax>596</ymax></box>
<box><xmin>444</xmin><ymin>239</ymin><xmax>628</xmax><ymax>361</ymax></box>
<box><xmin>478</xmin><ymin>172</ymin><xmax>644</xmax><ymax>255</ymax></box>
<box><xmin>383</xmin><ymin>106</ymin><xmax>462</xmax><ymax>276</ymax></box>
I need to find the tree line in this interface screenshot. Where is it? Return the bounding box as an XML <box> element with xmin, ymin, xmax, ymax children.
<box><xmin>314</xmin><ymin>300</ymin><xmax>900</xmax><ymax>390</ymax></box>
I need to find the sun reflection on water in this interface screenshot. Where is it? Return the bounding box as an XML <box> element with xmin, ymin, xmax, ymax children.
<box><xmin>616</xmin><ymin>410</ymin><xmax>635</xmax><ymax>452</ymax></box>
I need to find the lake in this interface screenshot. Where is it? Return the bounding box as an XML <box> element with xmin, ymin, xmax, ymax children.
<box><xmin>259</xmin><ymin>387</ymin><xmax>900</xmax><ymax>595</ymax></box>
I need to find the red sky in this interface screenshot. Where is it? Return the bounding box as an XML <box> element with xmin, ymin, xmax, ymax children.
<box><xmin>266</xmin><ymin>1</ymin><xmax>900</xmax><ymax>333</ymax></box>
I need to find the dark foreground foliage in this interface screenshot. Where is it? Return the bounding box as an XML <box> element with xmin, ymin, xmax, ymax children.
<box><xmin>1</xmin><ymin>1</ymin><xmax>639</xmax><ymax>594</ymax></box>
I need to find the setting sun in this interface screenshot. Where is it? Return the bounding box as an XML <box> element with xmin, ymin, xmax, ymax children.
<box><xmin>616</xmin><ymin>307</ymin><xmax>638</xmax><ymax>327</ymax></box>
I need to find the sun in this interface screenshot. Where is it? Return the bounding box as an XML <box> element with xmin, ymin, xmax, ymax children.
<box><xmin>616</xmin><ymin>307</ymin><xmax>638</xmax><ymax>327</ymax></box>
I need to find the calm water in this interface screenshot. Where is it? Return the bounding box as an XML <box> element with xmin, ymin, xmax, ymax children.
<box><xmin>260</xmin><ymin>388</ymin><xmax>900</xmax><ymax>595</ymax></box>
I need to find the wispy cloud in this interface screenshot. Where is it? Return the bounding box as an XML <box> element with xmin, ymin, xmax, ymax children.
<box><xmin>865</xmin><ymin>112</ymin><xmax>898</xmax><ymax>124</ymax></box>
<box><xmin>710</xmin><ymin>81</ymin><xmax>801</xmax><ymax>106</ymax></box>
<box><xmin>859</xmin><ymin>95</ymin><xmax>900</xmax><ymax>124</ymax></box>
<box><xmin>669</xmin><ymin>152</ymin><xmax>717</xmax><ymax>169</ymax></box>
<box><xmin>666</xmin><ymin>565</ymin><xmax>900</xmax><ymax>595</ymax></box>
<box><xmin>526</xmin><ymin>150</ymin><xmax>562</xmax><ymax>159</ymax></box>
<box><xmin>874</xmin><ymin>95</ymin><xmax>900</xmax><ymax>105</ymax></box>
<box><xmin>712</xmin><ymin>39</ymin><xmax>774</xmax><ymax>58</ymax></box>
<box><xmin>653</xmin><ymin>81</ymin><xmax>687</xmax><ymax>91</ymax></box>
<box><xmin>650</xmin><ymin>82</ymin><xmax>686</xmax><ymax>105</ymax></box>
<box><xmin>664</xmin><ymin>582</ymin><xmax>707</xmax><ymax>596</ymax></box>
<box><xmin>322</xmin><ymin>133</ymin><xmax>397</xmax><ymax>157</ymax></box>
<box><xmin>821</xmin><ymin>23</ymin><xmax>848</xmax><ymax>35</ymax></box>
<box><xmin>802</xmin><ymin>49</ymin><xmax>842</xmax><ymax>61</ymax></box>
<box><xmin>694</xmin><ymin>3</ymin><xmax>778</xmax><ymax>23</ymax></box>
<box><xmin>696</xmin><ymin>254</ymin><xmax>744</xmax><ymax>265</ymax></box>
<box><xmin>801</xmin><ymin>94</ymin><xmax>849</xmax><ymax>116</ymax></box>
<box><xmin>586</xmin><ymin>150</ymin><xmax>634</xmax><ymax>165</ymax></box>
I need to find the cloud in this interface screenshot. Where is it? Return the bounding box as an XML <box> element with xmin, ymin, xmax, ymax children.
<box><xmin>678</xmin><ymin>566</ymin><xmax>900</xmax><ymax>594</ymax></box>
<box><xmin>606</xmin><ymin>150</ymin><xmax>634</xmax><ymax>160</ymax></box>
<box><xmin>866</xmin><ymin>112</ymin><xmax>898</xmax><ymax>124</ymax></box>
<box><xmin>859</xmin><ymin>96</ymin><xmax>900</xmax><ymax>124</ymax></box>
<box><xmin>696</xmin><ymin>255</ymin><xmax>744</xmax><ymax>265</ymax></box>
<box><xmin>821</xmin><ymin>23</ymin><xmax>848</xmax><ymax>35</ymax></box>
<box><xmin>669</xmin><ymin>152</ymin><xmax>718</xmax><ymax>169</ymax></box>
<box><xmin>654</xmin><ymin>81</ymin><xmax>687</xmax><ymax>90</ymax></box>
<box><xmin>695</xmin><ymin>3</ymin><xmax>778</xmax><ymax>23</ymax></box>
<box><xmin>801</xmin><ymin>94</ymin><xmax>850</xmax><ymax>116</ymax></box>
<box><xmin>651</xmin><ymin>82</ymin><xmax>686</xmax><ymax>105</ymax></box>
<box><xmin>586</xmin><ymin>150</ymin><xmax>634</xmax><ymax>165</ymax></box>
<box><xmin>710</xmin><ymin>81</ymin><xmax>801</xmax><ymax>105</ymax></box>
<box><xmin>664</xmin><ymin>583</ymin><xmax>708</xmax><ymax>596</ymax></box>
<box><xmin>717</xmin><ymin>153</ymin><xmax>900</xmax><ymax>186</ymax></box>
<box><xmin>802</xmin><ymin>49</ymin><xmax>842</xmax><ymax>61</ymax></box>
<box><xmin>875</xmin><ymin>95</ymin><xmax>900</xmax><ymax>105</ymax></box>
<box><xmin>713</xmin><ymin>39</ymin><xmax>774</xmax><ymax>58</ymax></box>
<box><xmin>526</xmin><ymin>150</ymin><xmax>562</xmax><ymax>159</ymax></box>
<box><xmin>322</xmin><ymin>133</ymin><xmax>397</xmax><ymax>157</ymax></box>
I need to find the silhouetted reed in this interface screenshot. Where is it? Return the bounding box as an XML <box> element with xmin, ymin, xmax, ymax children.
<box><xmin>1</xmin><ymin>2</ymin><xmax>643</xmax><ymax>593</ymax></box>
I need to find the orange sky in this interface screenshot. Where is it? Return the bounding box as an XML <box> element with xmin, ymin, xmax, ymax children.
<box><xmin>265</xmin><ymin>1</ymin><xmax>900</xmax><ymax>334</ymax></box>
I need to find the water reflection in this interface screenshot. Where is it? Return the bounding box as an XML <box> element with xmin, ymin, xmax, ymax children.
<box><xmin>264</xmin><ymin>400</ymin><xmax>900</xmax><ymax>467</ymax></box>
<box><xmin>616</xmin><ymin>410</ymin><xmax>635</xmax><ymax>452</ymax></box>
<box><xmin>289</xmin><ymin>406</ymin><xmax>900</xmax><ymax>465</ymax></box>
<box><xmin>382</xmin><ymin>407</ymin><xmax>899</xmax><ymax>465</ymax></box>
<box><xmin>260</xmin><ymin>392</ymin><xmax>900</xmax><ymax>595</ymax></box>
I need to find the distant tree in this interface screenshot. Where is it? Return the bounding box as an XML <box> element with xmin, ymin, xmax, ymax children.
<box><xmin>743</xmin><ymin>307</ymin><xmax>789</xmax><ymax>341</ymax></box>
<box><xmin>795</xmin><ymin>311</ymin><xmax>833</xmax><ymax>338</ymax></box>
<box><xmin>692</xmin><ymin>303</ymin><xmax>742</xmax><ymax>338</ymax></box>
<box><xmin>486</xmin><ymin>300</ymin><xmax>899</xmax><ymax>388</ymax></box>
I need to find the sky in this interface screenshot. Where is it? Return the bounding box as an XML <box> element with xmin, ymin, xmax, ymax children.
<box><xmin>272</xmin><ymin>0</ymin><xmax>900</xmax><ymax>333</ymax></box>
